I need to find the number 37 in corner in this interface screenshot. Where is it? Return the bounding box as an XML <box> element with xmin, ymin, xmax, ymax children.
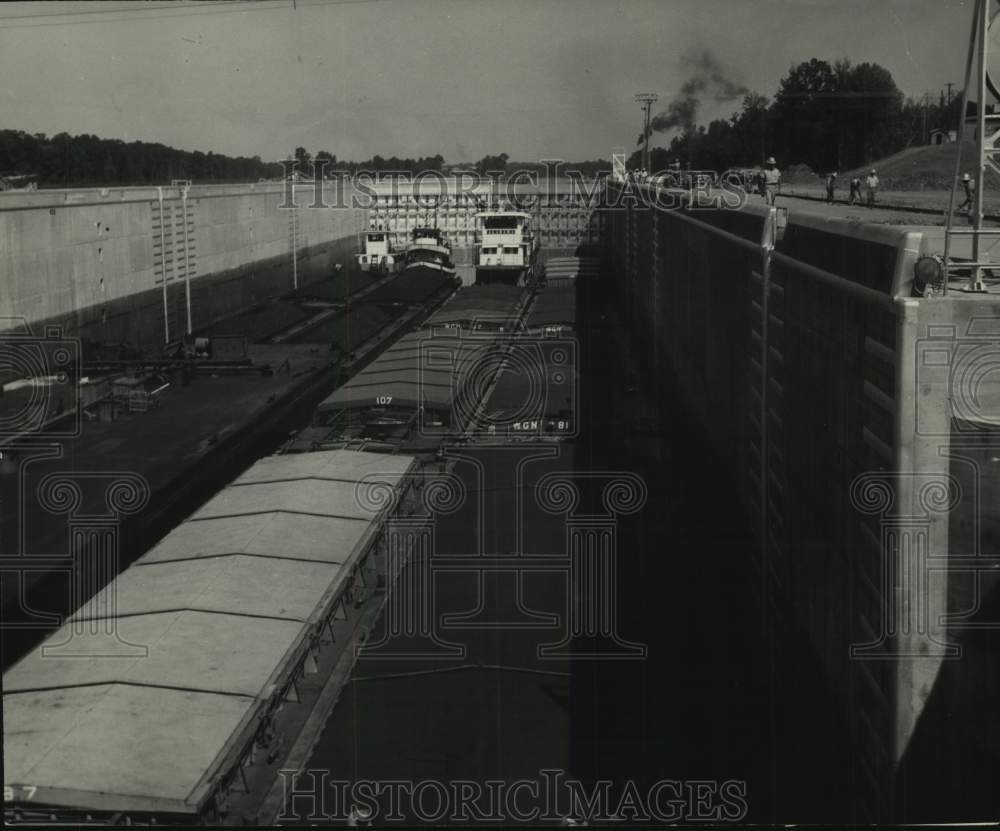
<box><xmin>4</xmin><ymin>785</ymin><xmax>37</xmax><ymax>801</ymax></box>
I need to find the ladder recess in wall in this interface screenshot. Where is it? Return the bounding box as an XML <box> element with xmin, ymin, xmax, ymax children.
<box><xmin>152</xmin><ymin>191</ymin><xmax>196</xmax><ymax>341</ymax></box>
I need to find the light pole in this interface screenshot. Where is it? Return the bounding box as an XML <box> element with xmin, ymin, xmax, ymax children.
<box><xmin>972</xmin><ymin>0</ymin><xmax>989</xmax><ymax>291</ymax></box>
<box><xmin>635</xmin><ymin>93</ymin><xmax>658</xmax><ymax>172</ymax></box>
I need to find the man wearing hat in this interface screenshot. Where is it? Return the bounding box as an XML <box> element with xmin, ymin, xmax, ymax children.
<box><xmin>668</xmin><ymin>158</ymin><xmax>681</xmax><ymax>187</ymax></box>
<box><xmin>865</xmin><ymin>168</ymin><xmax>879</xmax><ymax>208</ymax></box>
<box><xmin>761</xmin><ymin>156</ymin><xmax>781</xmax><ymax>205</ymax></box>
<box><xmin>959</xmin><ymin>172</ymin><xmax>975</xmax><ymax>214</ymax></box>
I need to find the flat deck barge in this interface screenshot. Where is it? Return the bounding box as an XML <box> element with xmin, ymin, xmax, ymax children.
<box><xmin>0</xmin><ymin>266</ymin><xmax>458</xmax><ymax>670</ymax></box>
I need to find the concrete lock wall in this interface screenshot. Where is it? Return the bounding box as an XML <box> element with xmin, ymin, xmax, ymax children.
<box><xmin>603</xmin><ymin>183</ymin><xmax>996</xmax><ymax>820</ymax></box>
<box><xmin>0</xmin><ymin>178</ymin><xmax>598</xmax><ymax>350</ymax></box>
<box><xmin>0</xmin><ymin>182</ymin><xmax>367</xmax><ymax>349</ymax></box>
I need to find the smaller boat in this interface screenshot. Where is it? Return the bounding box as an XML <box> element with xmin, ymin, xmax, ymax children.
<box><xmin>402</xmin><ymin>226</ymin><xmax>455</xmax><ymax>275</ymax></box>
<box><xmin>357</xmin><ymin>228</ymin><xmax>397</xmax><ymax>273</ymax></box>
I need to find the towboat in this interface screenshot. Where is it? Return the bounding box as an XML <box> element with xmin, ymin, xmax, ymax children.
<box><xmin>402</xmin><ymin>226</ymin><xmax>455</xmax><ymax>275</ymax></box>
<box><xmin>357</xmin><ymin>228</ymin><xmax>397</xmax><ymax>273</ymax></box>
<box><xmin>474</xmin><ymin>210</ymin><xmax>538</xmax><ymax>285</ymax></box>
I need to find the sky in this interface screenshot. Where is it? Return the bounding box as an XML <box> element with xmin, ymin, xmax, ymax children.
<box><xmin>0</xmin><ymin>0</ymin><xmax>978</xmax><ymax>163</ymax></box>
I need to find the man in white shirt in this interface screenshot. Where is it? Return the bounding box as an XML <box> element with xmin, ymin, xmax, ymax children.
<box><xmin>865</xmin><ymin>168</ymin><xmax>879</xmax><ymax>208</ymax></box>
<box><xmin>761</xmin><ymin>156</ymin><xmax>781</xmax><ymax>205</ymax></box>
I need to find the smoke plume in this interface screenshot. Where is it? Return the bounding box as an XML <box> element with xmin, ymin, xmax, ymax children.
<box><xmin>638</xmin><ymin>48</ymin><xmax>749</xmax><ymax>145</ymax></box>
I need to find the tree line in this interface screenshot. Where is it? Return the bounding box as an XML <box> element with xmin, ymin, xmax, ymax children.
<box><xmin>293</xmin><ymin>149</ymin><xmax>610</xmax><ymax>179</ymax></box>
<box><xmin>630</xmin><ymin>58</ymin><xmax>967</xmax><ymax>174</ymax></box>
<box><xmin>0</xmin><ymin>130</ymin><xmax>612</xmax><ymax>188</ymax></box>
<box><xmin>0</xmin><ymin>130</ymin><xmax>285</xmax><ymax>186</ymax></box>
<box><xmin>293</xmin><ymin>146</ymin><xmax>447</xmax><ymax>176</ymax></box>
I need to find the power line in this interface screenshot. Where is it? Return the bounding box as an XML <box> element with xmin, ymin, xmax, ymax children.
<box><xmin>0</xmin><ymin>1</ymin><xmax>257</xmax><ymax>22</ymax></box>
<box><xmin>0</xmin><ymin>0</ymin><xmax>397</xmax><ymax>30</ymax></box>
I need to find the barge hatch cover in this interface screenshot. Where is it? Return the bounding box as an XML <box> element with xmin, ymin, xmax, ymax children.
<box><xmin>3</xmin><ymin>449</ymin><xmax>416</xmax><ymax>818</ymax></box>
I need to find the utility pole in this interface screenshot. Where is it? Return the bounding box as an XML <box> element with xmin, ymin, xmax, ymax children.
<box><xmin>922</xmin><ymin>92</ymin><xmax>929</xmax><ymax>145</ymax></box>
<box><xmin>290</xmin><ymin>147</ymin><xmax>299</xmax><ymax>291</ymax></box>
<box><xmin>972</xmin><ymin>0</ymin><xmax>989</xmax><ymax>291</ymax></box>
<box><xmin>635</xmin><ymin>93</ymin><xmax>658</xmax><ymax>172</ymax></box>
<box><xmin>942</xmin><ymin>0</ymin><xmax>996</xmax><ymax>294</ymax></box>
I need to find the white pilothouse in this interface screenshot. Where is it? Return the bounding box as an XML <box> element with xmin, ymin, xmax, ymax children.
<box><xmin>475</xmin><ymin>210</ymin><xmax>537</xmax><ymax>284</ymax></box>
<box><xmin>357</xmin><ymin>228</ymin><xmax>397</xmax><ymax>273</ymax></box>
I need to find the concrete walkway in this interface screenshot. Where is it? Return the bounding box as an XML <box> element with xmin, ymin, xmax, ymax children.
<box><xmin>779</xmin><ymin>183</ymin><xmax>1000</xmax><ymax>225</ymax></box>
